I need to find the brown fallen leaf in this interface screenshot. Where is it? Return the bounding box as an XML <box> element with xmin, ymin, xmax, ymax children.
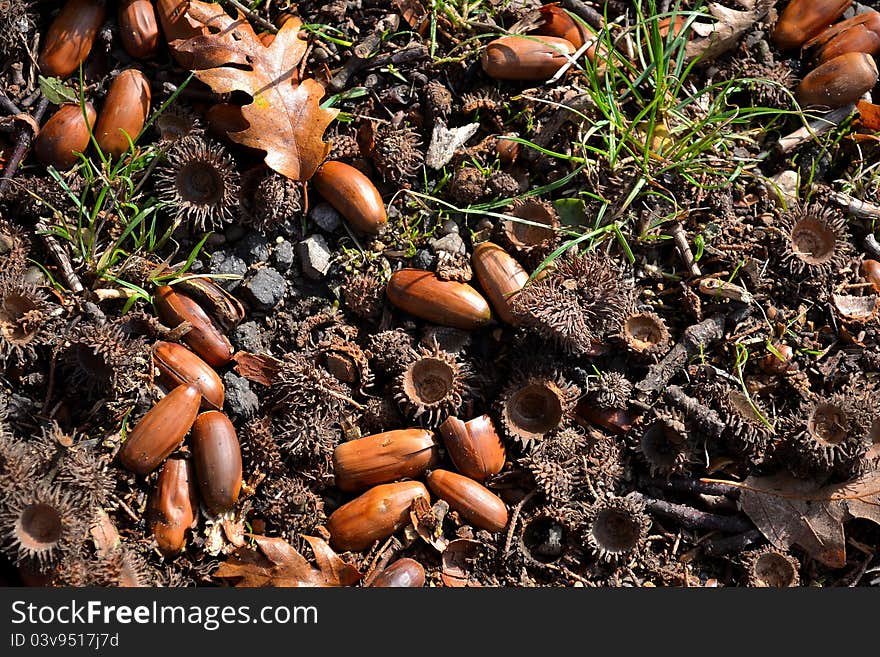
<box><xmin>857</xmin><ymin>100</ymin><xmax>880</xmax><ymax>132</ymax></box>
<box><xmin>732</xmin><ymin>470</ymin><xmax>880</xmax><ymax>568</ymax></box>
<box><xmin>685</xmin><ymin>0</ymin><xmax>773</xmax><ymax>62</ymax></box>
<box><xmin>214</xmin><ymin>534</ymin><xmax>363</xmax><ymax>587</ymax></box>
<box><xmin>232</xmin><ymin>351</ymin><xmax>283</xmax><ymax>386</ymax></box>
<box><xmin>171</xmin><ymin>2</ymin><xmax>338</xmax><ymax>181</ymax></box>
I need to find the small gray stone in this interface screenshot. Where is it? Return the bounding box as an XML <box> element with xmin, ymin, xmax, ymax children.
<box><xmin>440</xmin><ymin>219</ymin><xmax>459</xmax><ymax>235</ymax></box>
<box><xmin>222</xmin><ymin>372</ymin><xmax>259</xmax><ymax>419</ymax></box>
<box><xmin>311</xmin><ymin>202</ymin><xmax>342</xmax><ymax>232</ymax></box>
<box><xmin>412</xmin><ymin>249</ymin><xmax>435</xmax><ymax>270</ymax></box>
<box><xmin>273</xmin><ymin>239</ymin><xmax>295</xmax><ymax>271</ymax></box>
<box><xmin>240</xmin><ymin>267</ymin><xmax>286</xmax><ymax>310</ymax></box>
<box><xmin>429</xmin><ymin>232</ymin><xmax>465</xmax><ymax>256</ymax></box>
<box><xmin>208</xmin><ymin>251</ymin><xmax>248</xmax><ymax>290</ymax></box>
<box><xmin>297</xmin><ymin>234</ymin><xmax>332</xmax><ymax>280</ymax></box>
<box><xmin>236</xmin><ymin>231</ymin><xmax>271</xmax><ymax>265</ymax></box>
<box><xmin>230</xmin><ymin>321</ymin><xmax>265</xmax><ymax>353</ymax></box>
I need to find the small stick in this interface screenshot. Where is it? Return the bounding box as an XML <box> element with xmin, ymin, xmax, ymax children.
<box><xmin>639</xmin><ymin>475</ymin><xmax>740</xmax><ymax>498</ymax></box>
<box><xmin>559</xmin><ymin>0</ymin><xmax>606</xmax><ymax>29</ymax></box>
<box><xmin>701</xmin><ymin>529</ymin><xmax>763</xmax><ymax>557</ymax></box>
<box><xmin>865</xmin><ymin>234</ymin><xmax>880</xmax><ymax>260</ymax></box>
<box><xmin>667</xmin><ymin>220</ymin><xmax>701</xmax><ymax>277</ymax></box>
<box><xmin>665</xmin><ymin>385</ymin><xmax>727</xmax><ymax>437</ymax></box>
<box><xmin>0</xmin><ymin>92</ymin><xmax>22</xmax><ymax>115</ymax></box>
<box><xmin>776</xmin><ymin>104</ymin><xmax>855</xmax><ymax>153</ymax></box>
<box><xmin>632</xmin><ymin>493</ymin><xmax>754</xmax><ymax>534</ymax></box>
<box><xmin>0</xmin><ymin>97</ymin><xmax>48</xmax><ymax>197</ymax></box>
<box><xmin>503</xmin><ymin>490</ymin><xmax>536</xmax><ymax>557</ymax></box>
<box><xmin>36</xmin><ymin>220</ymin><xmax>84</xmax><ymax>294</ymax></box>
<box><xmin>224</xmin><ymin>0</ymin><xmax>277</xmax><ymax>34</ymax></box>
<box><xmin>828</xmin><ymin>190</ymin><xmax>880</xmax><ymax>221</ymax></box>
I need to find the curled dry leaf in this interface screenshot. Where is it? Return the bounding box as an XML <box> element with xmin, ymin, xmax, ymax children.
<box><xmin>214</xmin><ymin>534</ymin><xmax>363</xmax><ymax>587</ymax></box>
<box><xmin>232</xmin><ymin>351</ymin><xmax>283</xmax><ymax>386</ymax></box>
<box><xmin>170</xmin><ymin>1</ymin><xmax>338</xmax><ymax>181</ymax></box>
<box><xmin>685</xmin><ymin>0</ymin><xmax>773</xmax><ymax>62</ymax></box>
<box><xmin>410</xmin><ymin>496</ymin><xmax>449</xmax><ymax>551</ymax></box>
<box><xmin>441</xmin><ymin>538</ymin><xmax>482</xmax><ymax>587</ymax></box>
<box><xmin>733</xmin><ymin>470</ymin><xmax>880</xmax><ymax>568</ymax></box>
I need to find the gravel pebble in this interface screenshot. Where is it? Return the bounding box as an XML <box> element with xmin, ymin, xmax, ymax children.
<box><xmin>240</xmin><ymin>267</ymin><xmax>286</xmax><ymax>310</ymax></box>
<box><xmin>311</xmin><ymin>202</ymin><xmax>342</xmax><ymax>232</ymax></box>
<box><xmin>208</xmin><ymin>251</ymin><xmax>248</xmax><ymax>290</ymax></box>
<box><xmin>236</xmin><ymin>231</ymin><xmax>271</xmax><ymax>265</ymax></box>
<box><xmin>222</xmin><ymin>372</ymin><xmax>259</xmax><ymax>419</ymax></box>
<box><xmin>298</xmin><ymin>234</ymin><xmax>332</xmax><ymax>279</ymax></box>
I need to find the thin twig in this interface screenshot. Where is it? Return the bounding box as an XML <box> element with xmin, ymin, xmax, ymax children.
<box><xmin>225</xmin><ymin>0</ymin><xmax>277</xmax><ymax>34</ymax></box>
<box><xmin>701</xmin><ymin>530</ymin><xmax>763</xmax><ymax>557</ymax></box>
<box><xmin>36</xmin><ymin>219</ymin><xmax>84</xmax><ymax>294</ymax></box>
<box><xmin>667</xmin><ymin>220</ymin><xmax>701</xmax><ymax>277</ymax></box>
<box><xmin>503</xmin><ymin>491</ymin><xmax>536</xmax><ymax>557</ymax></box>
<box><xmin>0</xmin><ymin>96</ymin><xmax>48</xmax><ymax>197</ymax></box>
<box><xmin>632</xmin><ymin>492</ymin><xmax>754</xmax><ymax>533</ymax></box>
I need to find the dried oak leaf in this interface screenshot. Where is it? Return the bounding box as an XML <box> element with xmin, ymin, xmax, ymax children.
<box><xmin>685</xmin><ymin>0</ymin><xmax>773</xmax><ymax>62</ymax></box>
<box><xmin>214</xmin><ymin>534</ymin><xmax>362</xmax><ymax>587</ymax></box>
<box><xmin>171</xmin><ymin>2</ymin><xmax>338</xmax><ymax>181</ymax></box>
<box><xmin>735</xmin><ymin>470</ymin><xmax>880</xmax><ymax>568</ymax></box>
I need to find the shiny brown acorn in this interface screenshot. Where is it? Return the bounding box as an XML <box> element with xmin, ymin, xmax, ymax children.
<box><xmin>797</xmin><ymin>52</ymin><xmax>879</xmax><ymax>108</ymax></box>
<box><xmin>536</xmin><ymin>4</ymin><xmax>594</xmax><ymax>49</ymax></box>
<box><xmin>481</xmin><ymin>35</ymin><xmax>577</xmax><ymax>81</ymax></box>
<box><xmin>153</xmin><ymin>341</ymin><xmax>225</xmax><ymax>411</ymax></box>
<box><xmin>176</xmin><ymin>276</ymin><xmax>246</xmax><ymax>332</ymax></box>
<box><xmin>312</xmin><ymin>161</ymin><xmax>388</xmax><ymax>234</ymax></box>
<box><xmin>34</xmin><ymin>103</ymin><xmax>96</xmax><ymax>170</ymax></box>
<box><xmin>439</xmin><ymin>415</ymin><xmax>506</xmax><ymax>482</ymax></box>
<box><xmin>154</xmin><ymin>285</ymin><xmax>234</xmax><ymax>367</ymax></box>
<box><xmin>806</xmin><ymin>11</ymin><xmax>880</xmax><ymax>63</ymax></box>
<box><xmin>148</xmin><ymin>456</ymin><xmax>198</xmax><ymax>557</ymax></box>
<box><xmin>472</xmin><ymin>242</ymin><xmax>529</xmax><ymax>325</ymax></box>
<box><xmin>38</xmin><ymin>0</ymin><xmax>107</xmax><ymax>78</ymax></box>
<box><xmin>327</xmin><ymin>481</ymin><xmax>429</xmax><ymax>552</ymax></box>
<box><xmin>369</xmin><ymin>558</ymin><xmax>426</xmax><ymax>587</ymax></box>
<box><xmin>861</xmin><ymin>259</ymin><xmax>880</xmax><ymax>292</ymax></box>
<box><xmin>119</xmin><ymin>0</ymin><xmax>160</xmax><ymax>59</ymax></box>
<box><xmin>773</xmin><ymin>0</ymin><xmax>853</xmax><ymax>50</ymax></box>
<box><xmin>495</xmin><ymin>135</ymin><xmax>520</xmax><ymax>164</ymax></box>
<box><xmin>333</xmin><ymin>429</ymin><xmax>438</xmax><ymax>492</ymax></box>
<box><xmin>119</xmin><ymin>384</ymin><xmax>201</xmax><ymax>475</ymax></box>
<box><xmin>95</xmin><ymin>69</ymin><xmax>151</xmax><ymax>158</ymax></box>
<box><xmin>190</xmin><ymin>411</ymin><xmax>242</xmax><ymax>515</ymax></box>
<box><xmin>426</xmin><ymin>469</ymin><xmax>508</xmax><ymax>532</ymax></box>
<box><xmin>575</xmin><ymin>402</ymin><xmax>635</xmax><ymax>435</ymax></box>
<box><xmin>386</xmin><ymin>269</ymin><xmax>492</xmax><ymax>330</ymax></box>
<box><xmin>759</xmin><ymin>343</ymin><xmax>796</xmax><ymax>376</ymax></box>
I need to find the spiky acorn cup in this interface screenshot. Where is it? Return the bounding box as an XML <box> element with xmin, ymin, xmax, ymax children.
<box><xmin>239</xmin><ymin>169</ymin><xmax>302</xmax><ymax>232</ymax></box>
<box><xmin>501</xmin><ymin>198</ymin><xmax>561</xmax><ymax>268</ymax></box>
<box><xmin>371</xmin><ymin>124</ymin><xmax>424</xmax><ymax>184</ymax></box>
<box><xmin>496</xmin><ymin>368</ymin><xmax>580</xmax><ymax>450</ymax></box>
<box><xmin>779</xmin><ymin>392</ymin><xmax>875</xmax><ymax>480</ymax></box>
<box><xmin>155</xmin><ymin>103</ymin><xmax>204</xmax><ymax>143</ymax></box>
<box><xmin>156</xmin><ymin>136</ymin><xmax>240</xmax><ymax>231</ymax></box>
<box><xmin>0</xmin><ymin>217</ymin><xmax>30</xmax><ymax>275</ymax></box>
<box><xmin>366</xmin><ymin>329</ymin><xmax>416</xmax><ymax>376</ymax></box>
<box><xmin>518</xmin><ymin>508</ymin><xmax>574</xmax><ymax>566</ymax></box>
<box><xmin>240</xmin><ymin>415</ymin><xmax>284</xmax><ymax>476</ymax></box>
<box><xmin>256</xmin><ymin>475</ymin><xmax>325</xmax><ymax>540</ymax></box>
<box><xmin>619</xmin><ymin>311</ymin><xmax>670</xmax><ymax>360</ymax></box>
<box><xmin>60</xmin><ymin>320</ymin><xmax>148</xmax><ymax>398</ymax></box>
<box><xmin>511</xmin><ymin>252</ymin><xmax>635</xmax><ymax>355</ymax></box>
<box><xmin>582</xmin><ymin>495</ymin><xmax>651</xmax><ymax>564</ymax></box>
<box><xmin>716</xmin><ymin>389</ymin><xmax>774</xmax><ymax>466</ymax></box>
<box><xmin>394</xmin><ymin>340</ymin><xmax>473</xmax><ymax>428</ymax></box>
<box><xmin>0</xmin><ymin>273</ymin><xmax>56</xmax><ymax>366</ymax></box>
<box><xmin>590</xmin><ymin>371</ymin><xmax>633</xmax><ymax>410</ymax></box>
<box><xmin>741</xmin><ymin>547</ymin><xmax>801</xmax><ymax>588</ymax></box>
<box><xmin>340</xmin><ymin>270</ymin><xmax>385</xmax><ymax>322</ymax></box>
<box><xmin>635</xmin><ymin>407</ymin><xmax>693</xmax><ymax>476</ymax></box>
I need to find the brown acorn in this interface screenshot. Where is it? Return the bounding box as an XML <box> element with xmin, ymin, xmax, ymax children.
<box><xmin>38</xmin><ymin>0</ymin><xmax>107</xmax><ymax>78</ymax></box>
<box><xmin>175</xmin><ymin>276</ymin><xmax>246</xmax><ymax>332</ymax></box>
<box><xmin>119</xmin><ymin>384</ymin><xmax>202</xmax><ymax>475</ymax></box>
<box><xmin>536</xmin><ymin>4</ymin><xmax>594</xmax><ymax>49</ymax></box>
<box><xmin>495</xmin><ymin>135</ymin><xmax>521</xmax><ymax>164</ymax></box>
<box><xmin>333</xmin><ymin>429</ymin><xmax>438</xmax><ymax>492</ymax></box>
<box><xmin>190</xmin><ymin>411</ymin><xmax>242</xmax><ymax>515</ymax></box>
<box><xmin>861</xmin><ymin>259</ymin><xmax>880</xmax><ymax>292</ymax></box>
<box><xmin>773</xmin><ymin>0</ymin><xmax>853</xmax><ymax>50</ymax></box>
<box><xmin>148</xmin><ymin>456</ymin><xmax>198</xmax><ymax>557</ymax></box>
<box><xmin>576</xmin><ymin>401</ymin><xmax>635</xmax><ymax>435</ymax></box>
<box><xmin>119</xmin><ymin>0</ymin><xmax>160</xmax><ymax>59</ymax></box>
<box><xmin>34</xmin><ymin>103</ymin><xmax>97</xmax><ymax>171</ymax></box>
<box><xmin>327</xmin><ymin>481</ymin><xmax>429</xmax><ymax>552</ymax></box>
<box><xmin>806</xmin><ymin>11</ymin><xmax>880</xmax><ymax>63</ymax></box>
<box><xmin>797</xmin><ymin>52</ymin><xmax>879</xmax><ymax>108</ymax></box>
<box><xmin>154</xmin><ymin>285</ymin><xmax>234</xmax><ymax>367</ymax></box>
<box><xmin>439</xmin><ymin>415</ymin><xmax>506</xmax><ymax>481</ymax></box>
<box><xmin>152</xmin><ymin>341</ymin><xmax>225</xmax><ymax>411</ymax></box>
<box><xmin>481</xmin><ymin>35</ymin><xmax>577</xmax><ymax>80</ymax></box>
<box><xmin>426</xmin><ymin>469</ymin><xmax>508</xmax><ymax>532</ymax></box>
<box><xmin>369</xmin><ymin>558</ymin><xmax>426</xmax><ymax>587</ymax></box>
<box><xmin>472</xmin><ymin>242</ymin><xmax>529</xmax><ymax>325</ymax></box>
<box><xmin>312</xmin><ymin>161</ymin><xmax>387</xmax><ymax>234</ymax></box>
<box><xmin>386</xmin><ymin>269</ymin><xmax>492</xmax><ymax>330</ymax></box>
<box><xmin>95</xmin><ymin>69</ymin><xmax>151</xmax><ymax>158</ymax></box>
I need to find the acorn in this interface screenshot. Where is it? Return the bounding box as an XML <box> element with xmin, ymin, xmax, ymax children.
<box><xmin>332</xmin><ymin>429</ymin><xmax>438</xmax><ymax>492</ymax></box>
<box><xmin>190</xmin><ymin>411</ymin><xmax>242</xmax><ymax>515</ymax></box>
<box><xmin>119</xmin><ymin>384</ymin><xmax>202</xmax><ymax>475</ymax></box>
<box><xmin>426</xmin><ymin>469</ymin><xmax>508</xmax><ymax>532</ymax></box>
<box><xmin>386</xmin><ymin>269</ymin><xmax>492</xmax><ymax>330</ymax></box>
<box><xmin>176</xmin><ymin>276</ymin><xmax>246</xmax><ymax>332</ymax></box>
<box><xmin>34</xmin><ymin>103</ymin><xmax>97</xmax><ymax>171</ymax></box>
<box><xmin>438</xmin><ymin>415</ymin><xmax>506</xmax><ymax>481</ymax></box>
<box><xmin>154</xmin><ymin>285</ymin><xmax>234</xmax><ymax>367</ymax></box>
<box><xmin>806</xmin><ymin>11</ymin><xmax>880</xmax><ymax>63</ymax></box>
<box><xmin>861</xmin><ymin>259</ymin><xmax>880</xmax><ymax>292</ymax></box>
<box><xmin>797</xmin><ymin>52</ymin><xmax>879</xmax><ymax>108</ymax></box>
<box><xmin>148</xmin><ymin>456</ymin><xmax>198</xmax><ymax>557</ymax></box>
<box><xmin>312</xmin><ymin>160</ymin><xmax>387</xmax><ymax>234</ymax></box>
<box><xmin>536</xmin><ymin>4</ymin><xmax>594</xmax><ymax>49</ymax></box>
<box><xmin>327</xmin><ymin>481</ymin><xmax>429</xmax><ymax>552</ymax></box>
<box><xmin>119</xmin><ymin>0</ymin><xmax>160</xmax><ymax>59</ymax></box>
<box><xmin>38</xmin><ymin>0</ymin><xmax>107</xmax><ymax>78</ymax></box>
<box><xmin>481</xmin><ymin>35</ymin><xmax>577</xmax><ymax>80</ymax></box>
<box><xmin>369</xmin><ymin>558</ymin><xmax>426</xmax><ymax>587</ymax></box>
<box><xmin>95</xmin><ymin>69</ymin><xmax>151</xmax><ymax>158</ymax></box>
<box><xmin>152</xmin><ymin>341</ymin><xmax>225</xmax><ymax>411</ymax></box>
<box><xmin>472</xmin><ymin>242</ymin><xmax>529</xmax><ymax>325</ymax></box>
<box><xmin>773</xmin><ymin>0</ymin><xmax>853</xmax><ymax>50</ymax></box>
<box><xmin>495</xmin><ymin>135</ymin><xmax>521</xmax><ymax>164</ymax></box>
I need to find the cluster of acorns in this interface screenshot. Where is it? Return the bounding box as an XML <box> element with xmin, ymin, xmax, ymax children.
<box><xmin>776</xmin><ymin>0</ymin><xmax>880</xmax><ymax>108</ymax></box>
